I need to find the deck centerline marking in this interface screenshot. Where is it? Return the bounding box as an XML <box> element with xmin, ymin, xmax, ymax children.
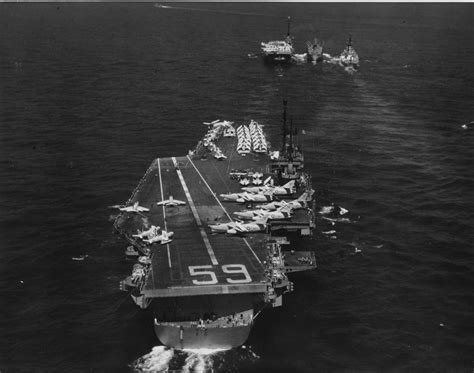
<box><xmin>157</xmin><ymin>158</ymin><xmax>172</xmax><ymax>269</ymax></box>
<box><xmin>186</xmin><ymin>155</ymin><xmax>263</xmax><ymax>266</ymax></box>
<box><xmin>172</xmin><ymin>157</ymin><xmax>219</xmax><ymax>266</ymax></box>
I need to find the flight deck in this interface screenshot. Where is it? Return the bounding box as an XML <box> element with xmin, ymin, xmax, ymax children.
<box><xmin>115</xmin><ymin>135</ymin><xmax>309</xmax><ymax>298</ymax></box>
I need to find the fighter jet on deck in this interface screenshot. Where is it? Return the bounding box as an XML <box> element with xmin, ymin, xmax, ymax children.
<box><xmin>220</xmin><ymin>191</ymin><xmax>273</xmax><ymax>203</ymax></box>
<box><xmin>209</xmin><ymin>219</ymin><xmax>267</xmax><ymax>235</ymax></box>
<box><xmin>143</xmin><ymin>230</ymin><xmax>174</xmax><ymax>245</ymax></box>
<box><xmin>227</xmin><ymin>219</ymin><xmax>268</xmax><ymax>235</ymax></box>
<box><xmin>157</xmin><ymin>196</ymin><xmax>186</xmax><ymax>207</ymax></box>
<box><xmin>256</xmin><ymin>191</ymin><xmax>309</xmax><ymax>211</ymax></box>
<box><xmin>241</xmin><ymin>180</ymin><xmax>296</xmax><ymax>196</ymax></box>
<box><xmin>111</xmin><ymin>201</ymin><xmax>150</xmax><ymax>213</ymax></box>
<box><xmin>234</xmin><ymin>206</ymin><xmax>292</xmax><ymax>220</ymax></box>
<box><xmin>132</xmin><ymin>225</ymin><xmax>160</xmax><ymax>239</ymax></box>
<box><xmin>208</xmin><ymin>221</ymin><xmax>240</xmax><ymax>234</ymax></box>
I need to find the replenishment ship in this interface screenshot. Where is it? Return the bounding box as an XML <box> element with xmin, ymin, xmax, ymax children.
<box><xmin>114</xmin><ymin>102</ymin><xmax>316</xmax><ymax>350</ymax></box>
<box><xmin>339</xmin><ymin>36</ymin><xmax>359</xmax><ymax>70</ymax></box>
<box><xmin>261</xmin><ymin>17</ymin><xmax>294</xmax><ymax>63</ymax></box>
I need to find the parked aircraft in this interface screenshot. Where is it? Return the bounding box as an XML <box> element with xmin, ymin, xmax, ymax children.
<box><xmin>144</xmin><ymin>230</ymin><xmax>174</xmax><ymax>245</ymax></box>
<box><xmin>132</xmin><ymin>225</ymin><xmax>160</xmax><ymax>239</ymax></box>
<box><xmin>234</xmin><ymin>206</ymin><xmax>292</xmax><ymax>220</ymax></box>
<box><xmin>208</xmin><ymin>221</ymin><xmax>240</xmax><ymax>234</ymax></box>
<box><xmin>209</xmin><ymin>219</ymin><xmax>267</xmax><ymax>235</ymax></box>
<box><xmin>256</xmin><ymin>192</ymin><xmax>309</xmax><ymax>211</ymax></box>
<box><xmin>111</xmin><ymin>201</ymin><xmax>150</xmax><ymax>213</ymax></box>
<box><xmin>227</xmin><ymin>219</ymin><xmax>268</xmax><ymax>235</ymax></box>
<box><xmin>214</xmin><ymin>152</ymin><xmax>227</xmax><ymax>160</ymax></box>
<box><xmin>220</xmin><ymin>191</ymin><xmax>273</xmax><ymax>203</ymax></box>
<box><xmin>203</xmin><ymin>119</ymin><xmax>234</xmax><ymax>129</ymax></box>
<box><xmin>241</xmin><ymin>180</ymin><xmax>295</xmax><ymax>196</ymax></box>
<box><xmin>157</xmin><ymin>196</ymin><xmax>186</xmax><ymax>207</ymax></box>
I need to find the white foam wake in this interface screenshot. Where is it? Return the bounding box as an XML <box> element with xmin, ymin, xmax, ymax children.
<box><xmin>183</xmin><ymin>352</ymin><xmax>213</xmax><ymax>372</ymax></box>
<box><xmin>319</xmin><ymin>205</ymin><xmax>334</xmax><ymax>214</ymax></box>
<box><xmin>322</xmin><ymin>216</ymin><xmax>351</xmax><ymax>223</ymax></box>
<box><xmin>339</xmin><ymin>206</ymin><xmax>349</xmax><ymax>215</ymax></box>
<box><xmin>132</xmin><ymin>346</ymin><xmax>174</xmax><ymax>372</ymax></box>
<box><xmin>132</xmin><ymin>345</ymin><xmax>261</xmax><ymax>372</ymax></box>
<box><xmin>132</xmin><ymin>346</ymin><xmax>229</xmax><ymax>372</ymax></box>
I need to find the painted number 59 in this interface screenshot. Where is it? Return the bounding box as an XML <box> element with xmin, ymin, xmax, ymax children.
<box><xmin>189</xmin><ymin>265</ymin><xmax>218</xmax><ymax>285</ymax></box>
<box><xmin>189</xmin><ymin>264</ymin><xmax>252</xmax><ymax>285</ymax></box>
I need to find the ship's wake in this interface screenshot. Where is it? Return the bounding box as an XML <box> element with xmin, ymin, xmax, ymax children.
<box><xmin>322</xmin><ymin>53</ymin><xmax>340</xmax><ymax>65</ymax></box>
<box><xmin>182</xmin><ymin>351</ymin><xmax>214</xmax><ymax>372</ymax></box>
<box><xmin>131</xmin><ymin>345</ymin><xmax>260</xmax><ymax>372</ymax></box>
<box><xmin>132</xmin><ymin>346</ymin><xmax>174</xmax><ymax>372</ymax></box>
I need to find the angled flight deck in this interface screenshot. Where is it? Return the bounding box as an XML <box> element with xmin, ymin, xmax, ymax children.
<box><xmin>116</xmin><ymin>136</ymin><xmax>275</xmax><ymax>298</ymax></box>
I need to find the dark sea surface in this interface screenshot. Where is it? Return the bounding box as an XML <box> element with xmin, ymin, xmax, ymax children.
<box><xmin>1</xmin><ymin>3</ymin><xmax>473</xmax><ymax>372</ymax></box>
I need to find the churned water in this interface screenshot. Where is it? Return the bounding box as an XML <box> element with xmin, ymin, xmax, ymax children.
<box><xmin>1</xmin><ymin>3</ymin><xmax>473</xmax><ymax>372</ymax></box>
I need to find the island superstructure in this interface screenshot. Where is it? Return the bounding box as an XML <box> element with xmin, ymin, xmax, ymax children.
<box><xmin>114</xmin><ymin>102</ymin><xmax>316</xmax><ymax>350</ymax></box>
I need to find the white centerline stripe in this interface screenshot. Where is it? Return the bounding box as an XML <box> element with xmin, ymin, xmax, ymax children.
<box><xmin>172</xmin><ymin>157</ymin><xmax>219</xmax><ymax>266</ymax></box>
<box><xmin>157</xmin><ymin>158</ymin><xmax>172</xmax><ymax>269</ymax></box>
<box><xmin>186</xmin><ymin>155</ymin><xmax>263</xmax><ymax>265</ymax></box>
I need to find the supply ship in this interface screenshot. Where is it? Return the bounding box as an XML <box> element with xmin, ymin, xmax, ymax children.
<box><xmin>114</xmin><ymin>102</ymin><xmax>316</xmax><ymax>350</ymax></box>
<box><xmin>261</xmin><ymin>17</ymin><xmax>294</xmax><ymax>63</ymax></box>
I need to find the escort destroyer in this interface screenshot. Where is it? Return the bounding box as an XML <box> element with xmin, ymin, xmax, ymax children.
<box><xmin>339</xmin><ymin>36</ymin><xmax>360</xmax><ymax>70</ymax></box>
<box><xmin>306</xmin><ymin>37</ymin><xmax>324</xmax><ymax>64</ymax></box>
<box><xmin>113</xmin><ymin>102</ymin><xmax>316</xmax><ymax>350</ymax></box>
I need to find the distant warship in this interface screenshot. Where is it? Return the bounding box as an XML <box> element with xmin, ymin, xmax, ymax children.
<box><xmin>261</xmin><ymin>17</ymin><xmax>294</xmax><ymax>63</ymax></box>
<box><xmin>306</xmin><ymin>38</ymin><xmax>324</xmax><ymax>64</ymax></box>
<box><xmin>339</xmin><ymin>36</ymin><xmax>359</xmax><ymax>69</ymax></box>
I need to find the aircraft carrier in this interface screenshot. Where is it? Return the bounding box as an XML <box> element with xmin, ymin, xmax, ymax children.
<box><xmin>114</xmin><ymin>102</ymin><xmax>316</xmax><ymax>350</ymax></box>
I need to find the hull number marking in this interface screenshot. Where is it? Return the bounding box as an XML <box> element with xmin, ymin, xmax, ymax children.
<box><xmin>189</xmin><ymin>264</ymin><xmax>252</xmax><ymax>285</ymax></box>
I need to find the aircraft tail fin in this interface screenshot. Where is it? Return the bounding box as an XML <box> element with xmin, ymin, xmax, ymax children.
<box><xmin>297</xmin><ymin>192</ymin><xmax>308</xmax><ymax>201</ymax></box>
<box><xmin>279</xmin><ymin>205</ymin><xmax>293</xmax><ymax>213</ymax></box>
<box><xmin>253</xmin><ymin>217</ymin><xmax>268</xmax><ymax>225</ymax></box>
<box><xmin>282</xmin><ymin>180</ymin><xmax>296</xmax><ymax>189</ymax></box>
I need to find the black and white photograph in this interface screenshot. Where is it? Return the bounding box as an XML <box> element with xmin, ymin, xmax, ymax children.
<box><xmin>1</xmin><ymin>1</ymin><xmax>473</xmax><ymax>372</ymax></box>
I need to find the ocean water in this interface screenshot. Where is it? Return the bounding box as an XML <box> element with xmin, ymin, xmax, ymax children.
<box><xmin>1</xmin><ymin>3</ymin><xmax>473</xmax><ymax>372</ymax></box>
